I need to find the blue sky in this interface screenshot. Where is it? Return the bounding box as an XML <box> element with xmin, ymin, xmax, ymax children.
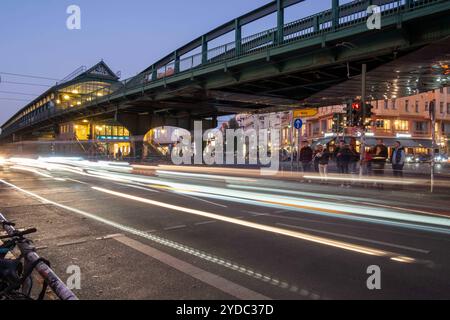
<box><xmin>0</xmin><ymin>0</ymin><xmax>332</xmax><ymax>124</ymax></box>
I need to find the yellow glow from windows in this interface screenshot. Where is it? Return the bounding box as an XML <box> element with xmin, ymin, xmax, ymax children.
<box><xmin>72</xmin><ymin>90</ymin><xmax>79</xmax><ymax>94</ymax></box>
<box><xmin>63</xmin><ymin>95</ymin><xmax>70</xmax><ymax>101</ymax></box>
<box><xmin>96</xmin><ymin>92</ymin><xmax>103</xmax><ymax>97</ymax></box>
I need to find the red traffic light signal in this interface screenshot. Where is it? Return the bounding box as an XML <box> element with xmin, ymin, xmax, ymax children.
<box><xmin>352</xmin><ymin>102</ymin><xmax>362</xmax><ymax>111</ymax></box>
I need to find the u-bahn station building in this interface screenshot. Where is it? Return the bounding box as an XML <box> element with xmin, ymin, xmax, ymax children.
<box><xmin>0</xmin><ymin>62</ymin><xmax>135</xmax><ymax>157</ymax></box>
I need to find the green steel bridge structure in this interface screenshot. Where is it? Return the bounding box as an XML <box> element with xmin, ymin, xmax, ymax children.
<box><xmin>1</xmin><ymin>0</ymin><xmax>450</xmax><ymax>145</ymax></box>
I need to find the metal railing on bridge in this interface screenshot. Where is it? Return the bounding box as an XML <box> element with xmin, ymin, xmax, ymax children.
<box><xmin>1</xmin><ymin>0</ymin><xmax>448</xmax><ymax>138</ymax></box>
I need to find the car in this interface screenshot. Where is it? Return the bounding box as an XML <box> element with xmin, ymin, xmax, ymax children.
<box><xmin>405</xmin><ymin>155</ymin><xmax>415</xmax><ymax>163</ymax></box>
<box><xmin>434</xmin><ymin>154</ymin><xmax>448</xmax><ymax>163</ymax></box>
<box><xmin>414</xmin><ymin>153</ymin><xmax>432</xmax><ymax>163</ymax></box>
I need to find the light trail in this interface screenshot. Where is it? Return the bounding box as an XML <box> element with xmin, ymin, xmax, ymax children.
<box><xmin>91</xmin><ymin>186</ymin><xmax>419</xmax><ymax>262</ymax></box>
<box><xmin>5</xmin><ymin>157</ymin><xmax>450</xmax><ymax>234</ymax></box>
<box><xmin>0</xmin><ymin>179</ymin><xmax>322</xmax><ymax>299</ymax></box>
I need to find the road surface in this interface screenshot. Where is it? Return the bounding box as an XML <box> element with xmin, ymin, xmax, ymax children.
<box><xmin>0</xmin><ymin>158</ymin><xmax>449</xmax><ymax>300</ymax></box>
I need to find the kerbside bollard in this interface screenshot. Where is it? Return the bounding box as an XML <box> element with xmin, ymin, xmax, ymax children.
<box><xmin>0</xmin><ymin>213</ymin><xmax>78</xmax><ymax>300</ymax></box>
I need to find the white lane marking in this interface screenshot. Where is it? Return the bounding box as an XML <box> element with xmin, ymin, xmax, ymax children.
<box><xmin>276</xmin><ymin>223</ymin><xmax>430</xmax><ymax>254</ymax></box>
<box><xmin>0</xmin><ymin>179</ymin><xmax>311</xmax><ymax>298</ymax></box>
<box><xmin>90</xmin><ymin>186</ymin><xmax>422</xmax><ymax>262</ymax></box>
<box><xmin>242</xmin><ymin>211</ymin><xmax>268</xmax><ymax>216</ymax></box>
<box><xmin>194</xmin><ymin>221</ymin><xmax>217</xmax><ymax>226</ymax></box>
<box><xmin>164</xmin><ymin>225</ymin><xmax>187</xmax><ymax>231</ymax></box>
<box><xmin>65</xmin><ymin>178</ymin><xmax>90</xmax><ymax>185</ymax></box>
<box><xmin>114</xmin><ymin>235</ymin><xmax>269</xmax><ymax>300</ymax></box>
<box><xmin>117</xmin><ymin>183</ymin><xmax>160</xmax><ymax>193</ymax></box>
<box><xmin>57</xmin><ymin>239</ymin><xmax>87</xmax><ymax>247</ymax></box>
<box><xmin>96</xmin><ymin>234</ymin><xmax>124</xmax><ymax>240</ymax></box>
<box><xmin>176</xmin><ymin>193</ymin><xmax>228</xmax><ymax>208</ymax></box>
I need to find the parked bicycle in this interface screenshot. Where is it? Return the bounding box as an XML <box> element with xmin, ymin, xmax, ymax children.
<box><xmin>0</xmin><ymin>215</ymin><xmax>77</xmax><ymax>300</ymax></box>
<box><xmin>0</xmin><ymin>225</ymin><xmax>46</xmax><ymax>300</ymax></box>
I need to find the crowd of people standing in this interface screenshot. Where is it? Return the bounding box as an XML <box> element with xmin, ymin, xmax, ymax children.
<box><xmin>295</xmin><ymin>138</ymin><xmax>406</xmax><ymax>180</ymax></box>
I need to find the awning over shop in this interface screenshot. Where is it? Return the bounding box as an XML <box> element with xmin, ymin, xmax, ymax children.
<box><xmin>364</xmin><ymin>137</ymin><xmax>432</xmax><ymax>148</ymax></box>
<box><xmin>413</xmin><ymin>139</ymin><xmax>433</xmax><ymax>149</ymax></box>
<box><xmin>311</xmin><ymin>137</ymin><xmax>334</xmax><ymax>147</ymax></box>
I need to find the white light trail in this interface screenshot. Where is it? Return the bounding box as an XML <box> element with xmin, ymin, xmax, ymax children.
<box><xmin>91</xmin><ymin>186</ymin><xmax>419</xmax><ymax>261</ymax></box>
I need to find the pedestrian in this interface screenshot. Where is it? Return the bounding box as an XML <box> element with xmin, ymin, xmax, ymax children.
<box><xmin>392</xmin><ymin>141</ymin><xmax>406</xmax><ymax>178</ymax></box>
<box><xmin>117</xmin><ymin>148</ymin><xmax>123</xmax><ymax>160</ymax></box>
<box><xmin>299</xmin><ymin>141</ymin><xmax>313</xmax><ymax>172</ymax></box>
<box><xmin>349</xmin><ymin>144</ymin><xmax>360</xmax><ymax>175</ymax></box>
<box><xmin>314</xmin><ymin>144</ymin><xmax>330</xmax><ymax>181</ymax></box>
<box><xmin>363</xmin><ymin>147</ymin><xmax>374</xmax><ymax>175</ymax></box>
<box><xmin>372</xmin><ymin>138</ymin><xmax>388</xmax><ymax>175</ymax></box>
<box><xmin>334</xmin><ymin>140</ymin><xmax>351</xmax><ymax>175</ymax></box>
<box><xmin>313</xmin><ymin>145</ymin><xmax>321</xmax><ymax>173</ymax></box>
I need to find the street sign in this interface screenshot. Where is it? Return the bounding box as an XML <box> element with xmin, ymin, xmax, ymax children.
<box><xmin>294</xmin><ymin>119</ymin><xmax>303</xmax><ymax>130</ymax></box>
<box><xmin>293</xmin><ymin>108</ymin><xmax>318</xmax><ymax>118</ymax></box>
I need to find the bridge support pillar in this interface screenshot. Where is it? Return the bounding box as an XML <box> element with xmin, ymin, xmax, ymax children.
<box><xmin>277</xmin><ymin>0</ymin><xmax>284</xmax><ymax>44</ymax></box>
<box><xmin>235</xmin><ymin>19</ymin><xmax>242</xmax><ymax>56</ymax></box>
<box><xmin>201</xmin><ymin>36</ymin><xmax>208</xmax><ymax>64</ymax></box>
<box><xmin>332</xmin><ymin>0</ymin><xmax>339</xmax><ymax>30</ymax></box>
<box><xmin>116</xmin><ymin>113</ymin><xmax>152</xmax><ymax>161</ymax></box>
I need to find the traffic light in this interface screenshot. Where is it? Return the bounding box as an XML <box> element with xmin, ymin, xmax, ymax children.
<box><xmin>346</xmin><ymin>101</ymin><xmax>373</xmax><ymax>127</ymax></box>
<box><xmin>346</xmin><ymin>101</ymin><xmax>362</xmax><ymax>127</ymax></box>
<box><xmin>363</xmin><ymin>103</ymin><xmax>374</xmax><ymax>119</ymax></box>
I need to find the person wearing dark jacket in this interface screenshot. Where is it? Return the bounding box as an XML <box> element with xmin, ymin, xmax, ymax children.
<box><xmin>373</xmin><ymin>139</ymin><xmax>388</xmax><ymax>175</ymax></box>
<box><xmin>314</xmin><ymin>144</ymin><xmax>330</xmax><ymax>179</ymax></box>
<box><xmin>299</xmin><ymin>141</ymin><xmax>313</xmax><ymax>172</ymax></box>
<box><xmin>392</xmin><ymin>141</ymin><xmax>406</xmax><ymax>178</ymax></box>
<box><xmin>334</xmin><ymin>140</ymin><xmax>351</xmax><ymax>174</ymax></box>
<box><xmin>348</xmin><ymin>144</ymin><xmax>360</xmax><ymax>175</ymax></box>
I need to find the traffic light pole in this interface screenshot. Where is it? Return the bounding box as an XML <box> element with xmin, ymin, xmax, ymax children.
<box><xmin>359</xmin><ymin>64</ymin><xmax>367</xmax><ymax>178</ymax></box>
<box><xmin>430</xmin><ymin>100</ymin><xmax>436</xmax><ymax>193</ymax></box>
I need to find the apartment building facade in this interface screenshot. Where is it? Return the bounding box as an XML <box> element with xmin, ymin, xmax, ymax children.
<box><xmin>235</xmin><ymin>88</ymin><xmax>450</xmax><ymax>156</ymax></box>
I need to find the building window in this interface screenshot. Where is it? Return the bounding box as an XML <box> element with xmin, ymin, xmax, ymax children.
<box><xmin>440</xmin><ymin>87</ymin><xmax>444</xmax><ymax>94</ymax></box>
<box><xmin>384</xmin><ymin>100</ymin><xmax>388</xmax><ymax>109</ymax></box>
<box><xmin>447</xmin><ymin>103</ymin><xmax>450</xmax><ymax>114</ymax></box>
<box><xmin>394</xmin><ymin>120</ymin><xmax>409</xmax><ymax>132</ymax></box>
<box><xmin>405</xmin><ymin>100</ymin><xmax>409</xmax><ymax>112</ymax></box>
<box><xmin>425</xmin><ymin>102</ymin><xmax>429</xmax><ymax>111</ymax></box>
<box><xmin>392</xmin><ymin>99</ymin><xmax>397</xmax><ymax>110</ymax></box>
<box><xmin>440</xmin><ymin>102</ymin><xmax>444</xmax><ymax>114</ymax></box>
<box><xmin>312</xmin><ymin>122</ymin><xmax>320</xmax><ymax>135</ymax></box>
<box><xmin>415</xmin><ymin>121</ymin><xmax>428</xmax><ymax>133</ymax></box>
<box><xmin>321</xmin><ymin>120</ymin><xmax>327</xmax><ymax>132</ymax></box>
<box><xmin>375</xmin><ymin>119</ymin><xmax>391</xmax><ymax>130</ymax></box>
<box><xmin>415</xmin><ymin>101</ymin><xmax>419</xmax><ymax>113</ymax></box>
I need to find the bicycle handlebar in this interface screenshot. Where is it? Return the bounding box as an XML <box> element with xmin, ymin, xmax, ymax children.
<box><xmin>0</xmin><ymin>228</ymin><xmax>37</xmax><ymax>240</ymax></box>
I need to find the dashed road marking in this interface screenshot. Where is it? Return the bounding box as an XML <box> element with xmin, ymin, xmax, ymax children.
<box><xmin>114</xmin><ymin>235</ymin><xmax>270</xmax><ymax>300</ymax></box>
<box><xmin>164</xmin><ymin>225</ymin><xmax>187</xmax><ymax>231</ymax></box>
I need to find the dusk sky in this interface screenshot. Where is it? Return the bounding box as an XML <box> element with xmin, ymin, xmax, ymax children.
<box><xmin>0</xmin><ymin>0</ymin><xmax>333</xmax><ymax>125</ymax></box>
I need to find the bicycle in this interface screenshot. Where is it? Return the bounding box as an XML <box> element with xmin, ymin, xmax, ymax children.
<box><xmin>0</xmin><ymin>224</ymin><xmax>49</xmax><ymax>300</ymax></box>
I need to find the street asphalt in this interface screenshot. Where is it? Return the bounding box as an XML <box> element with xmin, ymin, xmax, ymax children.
<box><xmin>0</xmin><ymin>159</ymin><xmax>449</xmax><ymax>300</ymax></box>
